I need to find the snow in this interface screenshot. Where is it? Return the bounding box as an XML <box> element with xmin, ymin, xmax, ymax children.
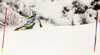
<box><xmin>19</xmin><ymin>0</ymin><xmax>98</xmax><ymax>26</ymax></box>
<box><xmin>0</xmin><ymin>0</ymin><xmax>98</xmax><ymax>26</ymax></box>
<box><xmin>0</xmin><ymin>23</ymin><xmax>100</xmax><ymax>55</ymax></box>
<box><xmin>78</xmin><ymin>0</ymin><xmax>94</xmax><ymax>7</ymax></box>
<box><xmin>0</xmin><ymin>0</ymin><xmax>100</xmax><ymax>54</ymax></box>
<box><xmin>35</xmin><ymin>1</ymin><xmax>66</xmax><ymax>18</ymax></box>
<box><xmin>85</xmin><ymin>9</ymin><xmax>96</xmax><ymax>23</ymax></box>
<box><xmin>72</xmin><ymin>14</ymin><xmax>81</xmax><ymax>25</ymax></box>
<box><xmin>20</xmin><ymin>0</ymin><xmax>77</xmax><ymax>25</ymax></box>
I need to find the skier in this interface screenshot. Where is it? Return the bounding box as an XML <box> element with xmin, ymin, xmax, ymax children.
<box><xmin>15</xmin><ymin>11</ymin><xmax>43</xmax><ymax>31</ymax></box>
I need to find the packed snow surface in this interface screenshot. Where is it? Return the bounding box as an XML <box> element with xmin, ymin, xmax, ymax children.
<box><xmin>0</xmin><ymin>23</ymin><xmax>100</xmax><ymax>55</ymax></box>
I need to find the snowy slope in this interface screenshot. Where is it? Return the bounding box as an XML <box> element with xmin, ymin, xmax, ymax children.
<box><xmin>0</xmin><ymin>23</ymin><xmax>100</xmax><ymax>55</ymax></box>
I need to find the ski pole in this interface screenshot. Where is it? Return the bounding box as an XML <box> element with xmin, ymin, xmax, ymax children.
<box><xmin>94</xmin><ymin>8</ymin><xmax>98</xmax><ymax>52</ymax></box>
<box><xmin>2</xmin><ymin>8</ymin><xmax>7</xmax><ymax>52</ymax></box>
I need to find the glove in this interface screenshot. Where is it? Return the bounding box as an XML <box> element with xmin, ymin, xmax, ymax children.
<box><xmin>40</xmin><ymin>24</ymin><xmax>43</xmax><ymax>28</ymax></box>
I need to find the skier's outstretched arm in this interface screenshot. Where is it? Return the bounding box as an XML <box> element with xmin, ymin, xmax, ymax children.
<box><xmin>37</xmin><ymin>18</ymin><xmax>43</xmax><ymax>28</ymax></box>
<box><xmin>28</xmin><ymin>14</ymin><xmax>33</xmax><ymax>19</ymax></box>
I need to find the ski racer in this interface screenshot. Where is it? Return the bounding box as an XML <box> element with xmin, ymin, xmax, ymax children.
<box><xmin>15</xmin><ymin>11</ymin><xmax>43</xmax><ymax>31</ymax></box>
